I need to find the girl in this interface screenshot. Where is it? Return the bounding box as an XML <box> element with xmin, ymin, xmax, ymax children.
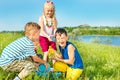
<box><xmin>38</xmin><ymin>1</ymin><xmax>57</xmax><ymax>62</ymax></box>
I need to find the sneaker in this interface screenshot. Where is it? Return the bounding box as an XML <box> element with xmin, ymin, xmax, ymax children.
<box><xmin>14</xmin><ymin>76</ymin><xmax>21</xmax><ymax>80</ymax></box>
<box><xmin>50</xmin><ymin>68</ymin><xmax>54</xmax><ymax>72</ymax></box>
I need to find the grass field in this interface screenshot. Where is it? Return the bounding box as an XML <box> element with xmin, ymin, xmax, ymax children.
<box><xmin>0</xmin><ymin>32</ymin><xmax>120</xmax><ymax>80</ymax></box>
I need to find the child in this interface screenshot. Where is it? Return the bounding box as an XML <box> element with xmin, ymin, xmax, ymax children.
<box><xmin>53</xmin><ymin>28</ymin><xmax>84</xmax><ymax>80</ymax></box>
<box><xmin>38</xmin><ymin>1</ymin><xmax>57</xmax><ymax>62</ymax></box>
<box><xmin>0</xmin><ymin>22</ymin><xmax>48</xmax><ymax>80</ymax></box>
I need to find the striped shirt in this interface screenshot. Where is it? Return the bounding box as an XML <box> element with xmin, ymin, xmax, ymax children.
<box><xmin>0</xmin><ymin>36</ymin><xmax>36</xmax><ymax>66</ymax></box>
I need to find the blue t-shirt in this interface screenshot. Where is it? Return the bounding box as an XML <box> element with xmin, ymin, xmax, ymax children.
<box><xmin>59</xmin><ymin>41</ymin><xmax>84</xmax><ymax>69</ymax></box>
<box><xmin>0</xmin><ymin>36</ymin><xmax>36</xmax><ymax>66</ymax></box>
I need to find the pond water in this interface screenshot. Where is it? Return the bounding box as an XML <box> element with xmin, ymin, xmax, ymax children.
<box><xmin>76</xmin><ymin>35</ymin><xmax>120</xmax><ymax>46</ymax></box>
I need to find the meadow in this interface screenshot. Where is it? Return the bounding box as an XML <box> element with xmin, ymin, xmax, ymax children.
<box><xmin>0</xmin><ymin>32</ymin><xmax>120</xmax><ymax>80</ymax></box>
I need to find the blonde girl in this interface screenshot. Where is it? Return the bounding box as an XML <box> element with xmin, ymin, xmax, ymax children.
<box><xmin>38</xmin><ymin>1</ymin><xmax>57</xmax><ymax>62</ymax></box>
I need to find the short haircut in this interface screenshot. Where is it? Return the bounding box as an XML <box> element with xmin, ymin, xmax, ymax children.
<box><xmin>55</xmin><ymin>28</ymin><xmax>67</xmax><ymax>37</ymax></box>
<box><xmin>24</xmin><ymin>22</ymin><xmax>41</xmax><ymax>36</ymax></box>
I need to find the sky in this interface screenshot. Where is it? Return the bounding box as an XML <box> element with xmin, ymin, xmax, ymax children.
<box><xmin>0</xmin><ymin>0</ymin><xmax>120</xmax><ymax>31</ymax></box>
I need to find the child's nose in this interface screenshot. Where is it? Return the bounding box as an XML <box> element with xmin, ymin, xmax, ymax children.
<box><xmin>48</xmin><ymin>11</ymin><xmax>51</xmax><ymax>14</ymax></box>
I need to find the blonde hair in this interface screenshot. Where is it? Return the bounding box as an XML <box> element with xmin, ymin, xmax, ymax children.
<box><xmin>44</xmin><ymin>1</ymin><xmax>55</xmax><ymax>17</ymax></box>
<box><xmin>24</xmin><ymin>22</ymin><xmax>41</xmax><ymax>36</ymax></box>
<box><xmin>43</xmin><ymin>1</ymin><xmax>57</xmax><ymax>28</ymax></box>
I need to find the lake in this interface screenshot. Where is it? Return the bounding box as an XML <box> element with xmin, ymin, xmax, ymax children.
<box><xmin>76</xmin><ymin>35</ymin><xmax>120</xmax><ymax>46</ymax></box>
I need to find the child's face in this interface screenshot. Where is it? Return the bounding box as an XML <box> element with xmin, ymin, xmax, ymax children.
<box><xmin>44</xmin><ymin>4</ymin><xmax>54</xmax><ymax>18</ymax></box>
<box><xmin>31</xmin><ymin>29</ymin><xmax>40</xmax><ymax>42</ymax></box>
<box><xmin>56</xmin><ymin>33</ymin><xmax>68</xmax><ymax>48</ymax></box>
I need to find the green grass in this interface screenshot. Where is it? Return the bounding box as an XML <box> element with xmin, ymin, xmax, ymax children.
<box><xmin>73</xmin><ymin>41</ymin><xmax>120</xmax><ymax>80</ymax></box>
<box><xmin>0</xmin><ymin>32</ymin><xmax>120</xmax><ymax>80</ymax></box>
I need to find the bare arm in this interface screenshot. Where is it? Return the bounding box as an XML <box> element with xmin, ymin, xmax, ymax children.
<box><xmin>54</xmin><ymin>44</ymin><xmax>75</xmax><ymax>65</ymax></box>
<box><xmin>31</xmin><ymin>55</ymin><xmax>48</xmax><ymax>68</ymax></box>
<box><xmin>53</xmin><ymin>17</ymin><xmax>57</xmax><ymax>34</ymax></box>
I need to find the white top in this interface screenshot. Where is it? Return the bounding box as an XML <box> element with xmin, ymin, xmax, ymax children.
<box><xmin>40</xmin><ymin>15</ymin><xmax>54</xmax><ymax>36</ymax></box>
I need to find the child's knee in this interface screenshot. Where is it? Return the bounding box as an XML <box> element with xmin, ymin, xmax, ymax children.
<box><xmin>66</xmin><ymin>68</ymin><xmax>83</xmax><ymax>80</ymax></box>
<box><xmin>53</xmin><ymin>61</ymin><xmax>68</xmax><ymax>72</ymax></box>
<box><xmin>24</xmin><ymin>61</ymin><xmax>36</xmax><ymax>72</ymax></box>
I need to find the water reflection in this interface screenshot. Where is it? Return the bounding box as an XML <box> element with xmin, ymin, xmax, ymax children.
<box><xmin>70</xmin><ymin>35</ymin><xmax>120</xmax><ymax>46</ymax></box>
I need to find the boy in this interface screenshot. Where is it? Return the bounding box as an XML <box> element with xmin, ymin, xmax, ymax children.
<box><xmin>53</xmin><ymin>28</ymin><xmax>84</xmax><ymax>80</ymax></box>
<box><xmin>0</xmin><ymin>22</ymin><xmax>48</xmax><ymax>80</ymax></box>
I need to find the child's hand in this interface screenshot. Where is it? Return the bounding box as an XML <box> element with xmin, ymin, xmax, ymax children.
<box><xmin>48</xmin><ymin>36</ymin><xmax>52</xmax><ymax>41</ymax></box>
<box><xmin>44</xmin><ymin>63</ymin><xmax>49</xmax><ymax>69</ymax></box>
<box><xmin>48</xmin><ymin>35</ymin><xmax>56</xmax><ymax>41</ymax></box>
<box><xmin>50</xmin><ymin>36</ymin><xmax>56</xmax><ymax>41</ymax></box>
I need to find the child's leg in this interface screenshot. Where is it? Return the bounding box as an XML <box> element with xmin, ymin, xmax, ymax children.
<box><xmin>18</xmin><ymin>67</ymin><xmax>30</xmax><ymax>79</ymax></box>
<box><xmin>2</xmin><ymin>60</ymin><xmax>36</xmax><ymax>79</ymax></box>
<box><xmin>53</xmin><ymin>61</ymin><xmax>68</xmax><ymax>72</ymax></box>
<box><xmin>66</xmin><ymin>67</ymin><xmax>83</xmax><ymax>80</ymax></box>
<box><xmin>39</xmin><ymin>36</ymin><xmax>49</xmax><ymax>62</ymax></box>
<box><xmin>43</xmin><ymin>51</ymin><xmax>48</xmax><ymax>62</ymax></box>
<box><xmin>18</xmin><ymin>61</ymin><xmax>35</xmax><ymax>79</ymax></box>
<box><xmin>50</xmin><ymin>41</ymin><xmax>57</xmax><ymax>64</ymax></box>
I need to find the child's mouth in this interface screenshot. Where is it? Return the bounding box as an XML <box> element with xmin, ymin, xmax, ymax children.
<box><xmin>60</xmin><ymin>42</ymin><xmax>64</xmax><ymax>45</ymax></box>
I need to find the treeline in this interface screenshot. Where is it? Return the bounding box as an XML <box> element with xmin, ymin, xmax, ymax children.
<box><xmin>1</xmin><ymin>26</ymin><xmax>120</xmax><ymax>35</ymax></box>
<box><xmin>0</xmin><ymin>31</ymin><xmax>24</xmax><ymax>35</ymax></box>
<box><xmin>64</xmin><ymin>26</ymin><xmax>120</xmax><ymax>35</ymax></box>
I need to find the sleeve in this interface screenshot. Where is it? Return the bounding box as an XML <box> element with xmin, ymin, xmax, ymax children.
<box><xmin>25</xmin><ymin>43</ymin><xmax>37</xmax><ymax>57</ymax></box>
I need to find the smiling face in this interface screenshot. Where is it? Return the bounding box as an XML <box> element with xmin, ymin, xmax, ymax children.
<box><xmin>44</xmin><ymin>2</ymin><xmax>54</xmax><ymax>18</ymax></box>
<box><xmin>56</xmin><ymin>33</ymin><xmax>68</xmax><ymax>48</ymax></box>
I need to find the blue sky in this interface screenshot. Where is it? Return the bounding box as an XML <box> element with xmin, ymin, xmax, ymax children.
<box><xmin>0</xmin><ymin>0</ymin><xmax>120</xmax><ymax>31</ymax></box>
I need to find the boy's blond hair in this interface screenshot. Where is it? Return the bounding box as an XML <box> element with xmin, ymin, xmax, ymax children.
<box><xmin>24</xmin><ymin>22</ymin><xmax>41</xmax><ymax>36</ymax></box>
